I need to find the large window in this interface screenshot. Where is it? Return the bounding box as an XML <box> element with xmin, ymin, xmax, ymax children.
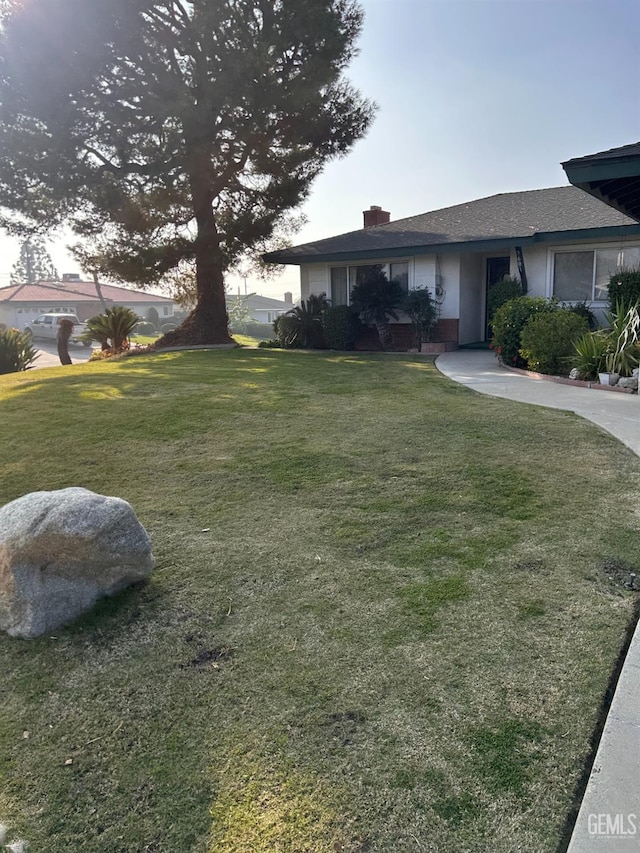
<box><xmin>553</xmin><ymin>246</ymin><xmax>640</xmax><ymax>301</ymax></box>
<box><xmin>330</xmin><ymin>262</ymin><xmax>409</xmax><ymax>305</ymax></box>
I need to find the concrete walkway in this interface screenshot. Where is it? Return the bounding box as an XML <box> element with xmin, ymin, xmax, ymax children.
<box><xmin>437</xmin><ymin>350</ymin><xmax>640</xmax><ymax>853</ymax></box>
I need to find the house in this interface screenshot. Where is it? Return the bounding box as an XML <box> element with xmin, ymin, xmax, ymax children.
<box><xmin>225</xmin><ymin>292</ymin><xmax>295</xmax><ymax>325</ymax></box>
<box><xmin>265</xmin><ymin>170</ymin><xmax>640</xmax><ymax>348</ymax></box>
<box><xmin>0</xmin><ymin>275</ymin><xmax>175</xmax><ymax>331</ymax></box>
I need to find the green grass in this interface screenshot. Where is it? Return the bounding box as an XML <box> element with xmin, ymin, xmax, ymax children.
<box><xmin>0</xmin><ymin>349</ymin><xmax>639</xmax><ymax>852</ymax></box>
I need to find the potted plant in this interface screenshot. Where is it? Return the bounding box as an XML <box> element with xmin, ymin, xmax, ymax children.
<box><xmin>402</xmin><ymin>287</ymin><xmax>438</xmax><ymax>351</ymax></box>
<box><xmin>600</xmin><ymin>301</ymin><xmax>640</xmax><ymax>384</ymax></box>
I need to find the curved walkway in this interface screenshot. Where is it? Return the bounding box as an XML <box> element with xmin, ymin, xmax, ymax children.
<box><xmin>437</xmin><ymin>349</ymin><xmax>639</xmax><ymax>853</ymax></box>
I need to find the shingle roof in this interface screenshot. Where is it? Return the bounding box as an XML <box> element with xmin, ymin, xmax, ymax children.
<box><xmin>0</xmin><ymin>280</ymin><xmax>172</xmax><ymax>303</ymax></box>
<box><xmin>562</xmin><ymin>142</ymin><xmax>640</xmax><ymax>166</ymax></box>
<box><xmin>265</xmin><ymin>186</ymin><xmax>639</xmax><ymax>264</ymax></box>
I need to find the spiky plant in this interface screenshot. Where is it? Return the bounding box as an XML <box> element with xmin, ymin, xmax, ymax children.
<box><xmin>276</xmin><ymin>294</ymin><xmax>329</xmax><ymax>348</ymax></box>
<box><xmin>0</xmin><ymin>328</ymin><xmax>39</xmax><ymax>374</ymax></box>
<box><xmin>83</xmin><ymin>306</ymin><xmax>140</xmax><ymax>354</ymax></box>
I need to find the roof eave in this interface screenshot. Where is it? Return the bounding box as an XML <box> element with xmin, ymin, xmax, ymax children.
<box><xmin>263</xmin><ymin>224</ymin><xmax>640</xmax><ymax>266</ymax></box>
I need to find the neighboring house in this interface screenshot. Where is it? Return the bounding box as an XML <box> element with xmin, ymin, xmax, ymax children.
<box><xmin>265</xmin><ymin>176</ymin><xmax>640</xmax><ymax>348</ymax></box>
<box><xmin>0</xmin><ymin>274</ymin><xmax>174</xmax><ymax>331</ymax></box>
<box><xmin>225</xmin><ymin>292</ymin><xmax>295</xmax><ymax>325</ymax></box>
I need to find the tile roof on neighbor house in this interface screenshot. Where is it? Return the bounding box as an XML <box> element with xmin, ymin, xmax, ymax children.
<box><xmin>264</xmin><ymin>186</ymin><xmax>640</xmax><ymax>265</ymax></box>
<box><xmin>226</xmin><ymin>293</ymin><xmax>294</xmax><ymax>310</ymax></box>
<box><xmin>0</xmin><ymin>280</ymin><xmax>172</xmax><ymax>303</ymax></box>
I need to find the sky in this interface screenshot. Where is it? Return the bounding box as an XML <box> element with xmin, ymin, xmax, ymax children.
<box><xmin>1</xmin><ymin>0</ymin><xmax>639</xmax><ymax>300</ymax></box>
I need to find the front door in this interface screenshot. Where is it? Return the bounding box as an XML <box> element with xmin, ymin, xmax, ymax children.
<box><xmin>485</xmin><ymin>256</ymin><xmax>510</xmax><ymax>339</ymax></box>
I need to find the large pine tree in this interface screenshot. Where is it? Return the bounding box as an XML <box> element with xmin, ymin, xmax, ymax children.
<box><xmin>0</xmin><ymin>0</ymin><xmax>374</xmax><ymax>345</ymax></box>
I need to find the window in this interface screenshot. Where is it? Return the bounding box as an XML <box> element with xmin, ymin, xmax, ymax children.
<box><xmin>330</xmin><ymin>267</ymin><xmax>348</xmax><ymax>306</ymax></box>
<box><xmin>390</xmin><ymin>262</ymin><xmax>409</xmax><ymax>294</ymax></box>
<box><xmin>330</xmin><ymin>262</ymin><xmax>409</xmax><ymax>305</ymax></box>
<box><xmin>552</xmin><ymin>246</ymin><xmax>640</xmax><ymax>301</ymax></box>
<box><xmin>162</xmin><ymin>306</ymin><xmax>171</xmax><ymax>316</ymax></box>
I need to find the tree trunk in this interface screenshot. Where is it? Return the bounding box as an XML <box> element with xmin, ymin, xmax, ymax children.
<box><xmin>92</xmin><ymin>271</ymin><xmax>108</xmax><ymax>311</ymax></box>
<box><xmin>375</xmin><ymin>320</ymin><xmax>392</xmax><ymax>351</ymax></box>
<box><xmin>57</xmin><ymin>324</ymin><xmax>72</xmax><ymax>365</ymax></box>
<box><xmin>156</xmin><ymin>149</ymin><xmax>234</xmax><ymax>349</ymax></box>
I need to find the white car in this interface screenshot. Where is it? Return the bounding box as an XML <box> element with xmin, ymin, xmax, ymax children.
<box><xmin>23</xmin><ymin>313</ymin><xmax>91</xmax><ymax>347</ymax></box>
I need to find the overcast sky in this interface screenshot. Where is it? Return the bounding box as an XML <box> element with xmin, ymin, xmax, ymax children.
<box><xmin>1</xmin><ymin>0</ymin><xmax>639</xmax><ymax>299</ymax></box>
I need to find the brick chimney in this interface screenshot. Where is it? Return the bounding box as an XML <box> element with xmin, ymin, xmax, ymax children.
<box><xmin>363</xmin><ymin>205</ymin><xmax>390</xmax><ymax>228</ymax></box>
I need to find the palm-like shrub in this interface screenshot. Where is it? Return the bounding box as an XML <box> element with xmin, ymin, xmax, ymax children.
<box><xmin>275</xmin><ymin>294</ymin><xmax>329</xmax><ymax>349</ymax></box>
<box><xmin>350</xmin><ymin>269</ymin><xmax>404</xmax><ymax>350</ymax></box>
<box><xmin>83</xmin><ymin>306</ymin><xmax>140</xmax><ymax>353</ymax></box>
<box><xmin>0</xmin><ymin>327</ymin><xmax>39</xmax><ymax>374</ymax></box>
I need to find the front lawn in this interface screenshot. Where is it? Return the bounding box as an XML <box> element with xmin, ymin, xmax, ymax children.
<box><xmin>0</xmin><ymin>350</ymin><xmax>638</xmax><ymax>852</ymax></box>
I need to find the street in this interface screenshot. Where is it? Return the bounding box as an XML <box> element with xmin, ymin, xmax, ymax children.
<box><xmin>30</xmin><ymin>340</ymin><xmax>97</xmax><ymax>369</ymax></box>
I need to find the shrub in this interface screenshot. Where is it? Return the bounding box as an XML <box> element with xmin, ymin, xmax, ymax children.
<box><xmin>573</xmin><ymin>331</ymin><xmax>610</xmax><ymax>380</ymax></box>
<box><xmin>608</xmin><ymin>268</ymin><xmax>640</xmax><ymax>313</ymax></box>
<box><xmin>160</xmin><ymin>322</ymin><xmax>178</xmax><ymax>334</ymax></box>
<box><xmin>563</xmin><ymin>301</ymin><xmax>597</xmax><ymax>330</ymax></box>
<box><xmin>83</xmin><ymin>306</ymin><xmax>139</xmax><ymax>353</ymax></box>
<box><xmin>321</xmin><ymin>304</ymin><xmax>361</xmax><ymax>350</ymax></box>
<box><xmin>491</xmin><ymin>297</ymin><xmax>554</xmax><ymax>368</ymax></box>
<box><xmin>402</xmin><ymin>288</ymin><xmax>437</xmax><ymax>348</ymax></box>
<box><xmin>275</xmin><ymin>294</ymin><xmax>328</xmax><ymax>348</ymax></box>
<box><xmin>604</xmin><ymin>301</ymin><xmax>640</xmax><ymax>376</ymax></box>
<box><xmin>519</xmin><ymin>310</ymin><xmax>589</xmax><ymax>375</ymax></box>
<box><xmin>257</xmin><ymin>339</ymin><xmax>281</xmax><ymax>348</ymax></box>
<box><xmin>134</xmin><ymin>321</ymin><xmax>156</xmax><ymax>335</ymax></box>
<box><xmin>239</xmin><ymin>322</ymin><xmax>274</xmax><ymax>339</ymax></box>
<box><xmin>0</xmin><ymin>327</ymin><xmax>39</xmax><ymax>374</ymax></box>
<box><xmin>487</xmin><ymin>275</ymin><xmax>522</xmax><ymax>330</ymax></box>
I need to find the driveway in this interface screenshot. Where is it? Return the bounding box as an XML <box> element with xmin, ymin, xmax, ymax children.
<box><xmin>31</xmin><ymin>340</ymin><xmax>97</xmax><ymax>369</ymax></box>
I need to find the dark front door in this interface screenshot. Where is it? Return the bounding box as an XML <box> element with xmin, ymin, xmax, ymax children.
<box><xmin>485</xmin><ymin>256</ymin><xmax>511</xmax><ymax>339</ymax></box>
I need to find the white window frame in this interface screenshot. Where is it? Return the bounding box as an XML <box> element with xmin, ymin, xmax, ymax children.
<box><xmin>547</xmin><ymin>243</ymin><xmax>640</xmax><ymax>303</ymax></box>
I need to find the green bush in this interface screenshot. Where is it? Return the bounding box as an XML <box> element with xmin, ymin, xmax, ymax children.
<box><xmin>273</xmin><ymin>314</ymin><xmax>303</xmax><ymax>348</ymax></box>
<box><xmin>402</xmin><ymin>287</ymin><xmax>437</xmax><ymax>347</ymax></box>
<box><xmin>257</xmin><ymin>339</ymin><xmax>281</xmax><ymax>348</ymax></box>
<box><xmin>573</xmin><ymin>331</ymin><xmax>610</xmax><ymax>380</ymax></box>
<box><xmin>134</xmin><ymin>321</ymin><xmax>156</xmax><ymax>335</ymax></box>
<box><xmin>0</xmin><ymin>327</ymin><xmax>39</xmax><ymax>374</ymax></box>
<box><xmin>487</xmin><ymin>276</ymin><xmax>522</xmax><ymax>329</ymax></box>
<box><xmin>491</xmin><ymin>297</ymin><xmax>554</xmax><ymax>367</ymax></box>
<box><xmin>236</xmin><ymin>322</ymin><xmax>274</xmax><ymax>339</ymax></box>
<box><xmin>519</xmin><ymin>310</ymin><xmax>589</xmax><ymax>375</ymax></box>
<box><xmin>608</xmin><ymin>268</ymin><xmax>640</xmax><ymax>313</ymax></box>
<box><xmin>321</xmin><ymin>304</ymin><xmax>361</xmax><ymax>350</ymax></box>
<box><xmin>160</xmin><ymin>322</ymin><xmax>178</xmax><ymax>334</ymax></box>
<box><xmin>563</xmin><ymin>301</ymin><xmax>597</xmax><ymax>330</ymax></box>
<box><xmin>83</xmin><ymin>306</ymin><xmax>140</xmax><ymax>352</ymax></box>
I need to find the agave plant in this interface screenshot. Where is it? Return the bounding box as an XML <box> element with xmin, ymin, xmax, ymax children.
<box><xmin>0</xmin><ymin>327</ymin><xmax>39</xmax><ymax>374</ymax></box>
<box><xmin>604</xmin><ymin>300</ymin><xmax>640</xmax><ymax>376</ymax></box>
<box><xmin>572</xmin><ymin>331</ymin><xmax>610</xmax><ymax>380</ymax></box>
<box><xmin>350</xmin><ymin>268</ymin><xmax>404</xmax><ymax>350</ymax></box>
<box><xmin>83</xmin><ymin>306</ymin><xmax>140</xmax><ymax>353</ymax></box>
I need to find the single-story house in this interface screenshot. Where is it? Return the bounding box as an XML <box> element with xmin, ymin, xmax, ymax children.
<box><xmin>265</xmin><ymin>146</ymin><xmax>640</xmax><ymax>348</ymax></box>
<box><xmin>225</xmin><ymin>292</ymin><xmax>295</xmax><ymax>325</ymax></box>
<box><xmin>0</xmin><ymin>274</ymin><xmax>174</xmax><ymax>330</ymax></box>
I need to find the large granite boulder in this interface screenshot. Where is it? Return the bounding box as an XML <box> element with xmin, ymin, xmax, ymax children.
<box><xmin>0</xmin><ymin>488</ymin><xmax>154</xmax><ymax>638</ymax></box>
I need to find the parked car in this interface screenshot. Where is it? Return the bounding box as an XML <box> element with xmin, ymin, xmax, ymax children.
<box><xmin>23</xmin><ymin>313</ymin><xmax>91</xmax><ymax>347</ymax></box>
